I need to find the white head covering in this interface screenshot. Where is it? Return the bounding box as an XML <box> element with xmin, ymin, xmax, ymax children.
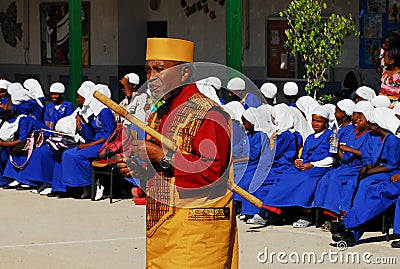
<box><xmin>393</xmin><ymin>102</ymin><xmax>400</xmax><ymax>116</ymax></box>
<box><xmin>23</xmin><ymin>78</ymin><xmax>44</xmax><ymax>108</ymax></box>
<box><xmin>312</xmin><ymin>106</ymin><xmax>330</xmax><ymax>120</ymax></box>
<box><xmin>195</xmin><ymin>77</ymin><xmax>222</xmax><ymax>105</ymax></box>
<box><xmin>124</xmin><ymin>73</ymin><xmax>140</xmax><ymax>85</ymax></box>
<box><xmin>323</xmin><ymin>104</ymin><xmax>338</xmax><ymax>129</ymax></box>
<box><xmin>255</xmin><ymin>105</ymin><xmax>278</xmax><ymax>137</ymax></box>
<box><xmin>227</xmin><ymin>77</ymin><xmax>245</xmax><ymax>91</ymax></box>
<box><xmin>207</xmin><ymin>76</ymin><xmax>222</xmax><ymax>90</ymax></box>
<box><xmin>355</xmin><ymin>86</ymin><xmax>376</xmax><ymax>102</ymax></box>
<box><xmin>271</xmin><ymin>103</ymin><xmax>293</xmax><ymax>134</ymax></box>
<box><xmin>260</xmin><ymin>82</ymin><xmax>277</xmax><ymax>99</ymax></box>
<box><xmin>337</xmin><ymin>99</ymin><xmax>355</xmax><ymax>116</ymax></box>
<box><xmin>372</xmin><ymin>95</ymin><xmax>391</xmax><ymax>108</ymax></box>
<box><xmin>283</xmin><ymin>81</ymin><xmax>298</xmax><ymax>96</ymax></box>
<box><xmin>353</xmin><ymin>100</ymin><xmax>374</xmax><ymax>115</ymax></box>
<box><xmin>296</xmin><ymin>96</ymin><xmax>320</xmax><ymax>118</ymax></box>
<box><xmin>7</xmin><ymin>82</ymin><xmax>31</xmax><ymax>105</ymax></box>
<box><xmin>367</xmin><ymin>107</ymin><xmax>400</xmax><ymax>135</ymax></box>
<box><xmin>77</xmin><ymin>81</ymin><xmax>95</xmax><ymax>120</ymax></box>
<box><xmin>49</xmin><ymin>82</ymin><xmax>65</xmax><ymax>93</ymax></box>
<box><xmin>55</xmin><ymin>115</ymin><xmax>85</xmax><ymax>143</ymax></box>
<box><xmin>0</xmin><ymin>79</ymin><xmax>11</xmax><ymax>90</ymax></box>
<box><xmin>89</xmin><ymin>84</ymin><xmax>111</xmax><ymax>116</ymax></box>
<box><xmin>289</xmin><ymin>106</ymin><xmax>313</xmax><ymax>141</ymax></box>
<box><xmin>0</xmin><ymin>115</ymin><xmax>26</xmax><ymax>141</ymax></box>
<box><xmin>224</xmin><ymin>101</ymin><xmax>245</xmax><ymax>122</ymax></box>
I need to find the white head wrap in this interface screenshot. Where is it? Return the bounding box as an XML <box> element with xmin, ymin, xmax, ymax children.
<box><xmin>0</xmin><ymin>80</ymin><xmax>11</xmax><ymax>90</ymax></box>
<box><xmin>195</xmin><ymin>77</ymin><xmax>222</xmax><ymax>105</ymax></box>
<box><xmin>0</xmin><ymin>115</ymin><xmax>26</xmax><ymax>141</ymax></box>
<box><xmin>337</xmin><ymin>99</ymin><xmax>355</xmax><ymax>116</ymax></box>
<box><xmin>89</xmin><ymin>84</ymin><xmax>111</xmax><ymax>116</ymax></box>
<box><xmin>7</xmin><ymin>82</ymin><xmax>31</xmax><ymax>105</ymax></box>
<box><xmin>55</xmin><ymin>115</ymin><xmax>85</xmax><ymax>143</ymax></box>
<box><xmin>255</xmin><ymin>105</ymin><xmax>278</xmax><ymax>137</ymax></box>
<box><xmin>260</xmin><ymin>82</ymin><xmax>277</xmax><ymax>99</ymax></box>
<box><xmin>289</xmin><ymin>106</ymin><xmax>313</xmax><ymax>141</ymax></box>
<box><xmin>50</xmin><ymin>82</ymin><xmax>65</xmax><ymax>93</ymax></box>
<box><xmin>224</xmin><ymin>101</ymin><xmax>245</xmax><ymax>123</ymax></box>
<box><xmin>367</xmin><ymin>107</ymin><xmax>400</xmax><ymax>135</ymax></box>
<box><xmin>271</xmin><ymin>103</ymin><xmax>293</xmax><ymax>134</ymax></box>
<box><xmin>372</xmin><ymin>95</ymin><xmax>391</xmax><ymax>108</ymax></box>
<box><xmin>283</xmin><ymin>81</ymin><xmax>299</xmax><ymax>96</ymax></box>
<box><xmin>23</xmin><ymin>78</ymin><xmax>44</xmax><ymax>108</ymax></box>
<box><xmin>355</xmin><ymin>86</ymin><xmax>376</xmax><ymax>102</ymax></box>
<box><xmin>393</xmin><ymin>102</ymin><xmax>400</xmax><ymax>116</ymax></box>
<box><xmin>77</xmin><ymin>81</ymin><xmax>95</xmax><ymax>121</ymax></box>
<box><xmin>227</xmin><ymin>77</ymin><xmax>245</xmax><ymax>91</ymax></box>
<box><xmin>296</xmin><ymin>96</ymin><xmax>320</xmax><ymax>118</ymax></box>
<box><xmin>124</xmin><ymin>73</ymin><xmax>140</xmax><ymax>85</ymax></box>
<box><xmin>323</xmin><ymin>104</ymin><xmax>338</xmax><ymax>129</ymax></box>
<box><xmin>207</xmin><ymin>76</ymin><xmax>222</xmax><ymax>90</ymax></box>
<box><xmin>353</xmin><ymin>100</ymin><xmax>374</xmax><ymax>115</ymax></box>
<box><xmin>312</xmin><ymin>106</ymin><xmax>330</xmax><ymax>120</ymax></box>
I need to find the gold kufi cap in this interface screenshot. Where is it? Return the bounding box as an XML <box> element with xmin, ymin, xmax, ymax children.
<box><xmin>146</xmin><ymin>38</ymin><xmax>195</xmax><ymax>63</ymax></box>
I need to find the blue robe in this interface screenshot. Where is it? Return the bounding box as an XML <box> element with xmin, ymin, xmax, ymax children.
<box><xmin>241</xmin><ymin>93</ymin><xmax>262</xmax><ymax>109</ymax></box>
<box><xmin>0</xmin><ymin>97</ymin><xmax>9</xmax><ymax>114</ymax></box>
<box><xmin>2</xmin><ymin>116</ymin><xmax>50</xmax><ymax>186</ymax></box>
<box><xmin>244</xmin><ymin>130</ymin><xmax>300</xmax><ymax>215</ymax></box>
<box><xmin>313</xmin><ymin>130</ymin><xmax>371</xmax><ymax>214</ymax></box>
<box><xmin>62</xmin><ymin>108</ymin><xmax>115</xmax><ymax>187</ymax></box>
<box><xmin>44</xmin><ymin>101</ymin><xmax>75</xmax><ymax>128</ymax></box>
<box><xmin>236</xmin><ymin>131</ymin><xmax>270</xmax><ymax>214</ymax></box>
<box><xmin>342</xmin><ymin>170</ymin><xmax>400</xmax><ymax>242</ymax></box>
<box><xmin>338</xmin><ymin>124</ymin><xmax>354</xmax><ymax>144</ymax></box>
<box><xmin>12</xmin><ymin>98</ymin><xmax>45</xmax><ymax>122</ymax></box>
<box><xmin>352</xmin><ymin>133</ymin><xmax>400</xmax><ymax>206</ymax></box>
<box><xmin>263</xmin><ymin>129</ymin><xmax>333</xmax><ymax>208</ymax></box>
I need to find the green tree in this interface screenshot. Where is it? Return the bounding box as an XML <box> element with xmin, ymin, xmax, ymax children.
<box><xmin>280</xmin><ymin>0</ymin><xmax>359</xmax><ymax>98</ymax></box>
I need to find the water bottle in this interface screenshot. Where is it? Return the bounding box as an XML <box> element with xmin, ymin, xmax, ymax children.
<box><xmin>329</xmin><ymin>124</ymin><xmax>339</xmax><ymax>153</ymax></box>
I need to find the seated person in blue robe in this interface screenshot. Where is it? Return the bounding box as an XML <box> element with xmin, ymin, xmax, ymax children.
<box><xmin>61</xmin><ymin>84</ymin><xmax>116</xmax><ymax>199</ymax></box>
<box><xmin>44</xmin><ymin>82</ymin><xmax>75</xmax><ymax>130</ymax></box>
<box><xmin>0</xmin><ymin>115</ymin><xmax>50</xmax><ymax>189</ymax></box>
<box><xmin>259</xmin><ymin>106</ymin><xmax>334</xmax><ymax>228</ymax></box>
<box><xmin>227</xmin><ymin>77</ymin><xmax>262</xmax><ymax>109</ymax></box>
<box><xmin>313</xmin><ymin>101</ymin><xmax>372</xmax><ymax>221</ymax></box>
<box><xmin>247</xmin><ymin>103</ymin><xmax>302</xmax><ymax>225</ymax></box>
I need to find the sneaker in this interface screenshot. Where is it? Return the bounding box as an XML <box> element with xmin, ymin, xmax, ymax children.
<box><xmin>39</xmin><ymin>187</ymin><xmax>52</xmax><ymax>196</ymax></box>
<box><xmin>94</xmin><ymin>185</ymin><xmax>104</xmax><ymax>201</ymax></box>
<box><xmin>246</xmin><ymin>214</ymin><xmax>267</xmax><ymax>225</ymax></box>
<box><xmin>238</xmin><ymin>214</ymin><xmax>246</xmax><ymax>220</ymax></box>
<box><xmin>8</xmin><ymin>180</ymin><xmax>19</xmax><ymax>187</ymax></box>
<box><xmin>293</xmin><ymin>218</ymin><xmax>311</xmax><ymax>228</ymax></box>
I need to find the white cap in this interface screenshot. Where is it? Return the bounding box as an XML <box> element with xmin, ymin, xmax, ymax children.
<box><xmin>283</xmin><ymin>81</ymin><xmax>298</xmax><ymax>96</ymax></box>
<box><xmin>353</xmin><ymin>100</ymin><xmax>374</xmax><ymax>115</ymax></box>
<box><xmin>260</xmin><ymin>82</ymin><xmax>277</xmax><ymax>99</ymax></box>
<box><xmin>0</xmin><ymin>80</ymin><xmax>11</xmax><ymax>90</ymax></box>
<box><xmin>124</xmin><ymin>73</ymin><xmax>140</xmax><ymax>85</ymax></box>
<box><xmin>337</xmin><ymin>99</ymin><xmax>355</xmax><ymax>116</ymax></box>
<box><xmin>50</xmin><ymin>82</ymin><xmax>65</xmax><ymax>93</ymax></box>
<box><xmin>207</xmin><ymin>76</ymin><xmax>222</xmax><ymax>90</ymax></box>
<box><xmin>227</xmin><ymin>77</ymin><xmax>245</xmax><ymax>91</ymax></box>
<box><xmin>372</xmin><ymin>95</ymin><xmax>391</xmax><ymax>108</ymax></box>
<box><xmin>355</xmin><ymin>86</ymin><xmax>376</xmax><ymax>102</ymax></box>
<box><xmin>312</xmin><ymin>106</ymin><xmax>330</xmax><ymax>119</ymax></box>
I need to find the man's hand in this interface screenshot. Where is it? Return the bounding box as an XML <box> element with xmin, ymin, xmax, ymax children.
<box><xmin>116</xmin><ymin>157</ymin><xmax>132</xmax><ymax>178</ymax></box>
<box><xmin>131</xmin><ymin>140</ymin><xmax>165</xmax><ymax>163</ymax></box>
<box><xmin>391</xmin><ymin>173</ymin><xmax>400</xmax><ymax>183</ymax></box>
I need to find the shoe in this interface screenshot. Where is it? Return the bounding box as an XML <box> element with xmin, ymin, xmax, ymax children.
<box><xmin>3</xmin><ymin>180</ymin><xmax>20</xmax><ymax>189</ymax></box>
<box><xmin>246</xmin><ymin>214</ymin><xmax>267</xmax><ymax>225</ymax></box>
<box><xmin>36</xmin><ymin>184</ymin><xmax>51</xmax><ymax>193</ymax></box>
<box><xmin>327</xmin><ymin>220</ymin><xmax>345</xmax><ymax>234</ymax></box>
<box><xmin>238</xmin><ymin>214</ymin><xmax>246</xmax><ymax>220</ymax></box>
<box><xmin>16</xmin><ymin>184</ymin><xmax>35</xmax><ymax>190</ymax></box>
<box><xmin>47</xmin><ymin>192</ymin><xmax>60</xmax><ymax>197</ymax></box>
<box><xmin>80</xmin><ymin>185</ymin><xmax>91</xmax><ymax>199</ymax></box>
<box><xmin>391</xmin><ymin>240</ymin><xmax>400</xmax><ymax>248</ymax></box>
<box><xmin>332</xmin><ymin>230</ymin><xmax>355</xmax><ymax>246</ymax></box>
<box><xmin>94</xmin><ymin>185</ymin><xmax>104</xmax><ymax>201</ymax></box>
<box><xmin>39</xmin><ymin>187</ymin><xmax>52</xmax><ymax>196</ymax></box>
<box><xmin>293</xmin><ymin>218</ymin><xmax>312</xmax><ymax>228</ymax></box>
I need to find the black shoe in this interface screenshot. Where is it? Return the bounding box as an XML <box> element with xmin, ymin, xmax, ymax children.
<box><xmin>36</xmin><ymin>183</ymin><xmax>51</xmax><ymax>193</ymax></box>
<box><xmin>332</xmin><ymin>230</ymin><xmax>355</xmax><ymax>246</ymax></box>
<box><xmin>327</xmin><ymin>220</ymin><xmax>345</xmax><ymax>234</ymax></box>
<box><xmin>391</xmin><ymin>240</ymin><xmax>400</xmax><ymax>248</ymax></box>
<box><xmin>80</xmin><ymin>185</ymin><xmax>91</xmax><ymax>199</ymax></box>
<box><xmin>16</xmin><ymin>184</ymin><xmax>35</xmax><ymax>190</ymax></box>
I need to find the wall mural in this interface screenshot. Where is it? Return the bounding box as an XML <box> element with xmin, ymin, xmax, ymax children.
<box><xmin>180</xmin><ymin>0</ymin><xmax>225</xmax><ymax>20</ymax></box>
<box><xmin>0</xmin><ymin>1</ymin><xmax>23</xmax><ymax>47</ymax></box>
<box><xmin>40</xmin><ymin>2</ymin><xmax>90</xmax><ymax>66</ymax></box>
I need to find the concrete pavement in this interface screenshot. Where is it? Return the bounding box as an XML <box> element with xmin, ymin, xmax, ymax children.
<box><xmin>0</xmin><ymin>189</ymin><xmax>399</xmax><ymax>268</ymax></box>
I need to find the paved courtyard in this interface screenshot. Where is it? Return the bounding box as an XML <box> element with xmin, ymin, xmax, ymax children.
<box><xmin>0</xmin><ymin>189</ymin><xmax>399</xmax><ymax>268</ymax></box>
